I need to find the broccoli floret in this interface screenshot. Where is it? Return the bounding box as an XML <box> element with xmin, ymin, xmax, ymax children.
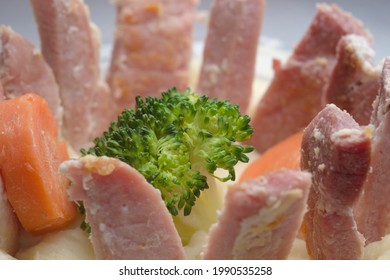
<box><xmin>81</xmin><ymin>88</ymin><xmax>253</xmax><ymax>216</ymax></box>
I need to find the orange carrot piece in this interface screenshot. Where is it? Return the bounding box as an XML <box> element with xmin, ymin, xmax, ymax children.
<box><xmin>239</xmin><ymin>131</ymin><xmax>303</xmax><ymax>183</ymax></box>
<box><xmin>0</xmin><ymin>93</ymin><xmax>76</xmax><ymax>234</ymax></box>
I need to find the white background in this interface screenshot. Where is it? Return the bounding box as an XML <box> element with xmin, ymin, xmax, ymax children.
<box><xmin>1</xmin><ymin>260</ymin><xmax>388</xmax><ymax>279</ymax></box>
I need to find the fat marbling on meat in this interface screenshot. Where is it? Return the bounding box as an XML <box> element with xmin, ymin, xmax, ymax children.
<box><xmin>248</xmin><ymin>3</ymin><xmax>372</xmax><ymax>153</ymax></box>
<box><xmin>0</xmin><ymin>25</ymin><xmax>63</xmax><ymax>128</ymax></box>
<box><xmin>355</xmin><ymin>57</ymin><xmax>390</xmax><ymax>244</ymax></box>
<box><xmin>301</xmin><ymin>104</ymin><xmax>371</xmax><ymax>259</ymax></box>
<box><xmin>60</xmin><ymin>155</ymin><xmax>186</xmax><ymax>260</ymax></box>
<box><xmin>197</xmin><ymin>0</ymin><xmax>265</xmax><ymax>115</ymax></box>
<box><xmin>107</xmin><ymin>0</ymin><xmax>197</xmax><ymax>112</ymax></box>
<box><xmin>324</xmin><ymin>34</ymin><xmax>380</xmax><ymax>125</ymax></box>
<box><xmin>203</xmin><ymin>170</ymin><xmax>311</xmax><ymax>260</ymax></box>
<box><xmin>30</xmin><ymin>0</ymin><xmax>115</xmax><ymax>152</ymax></box>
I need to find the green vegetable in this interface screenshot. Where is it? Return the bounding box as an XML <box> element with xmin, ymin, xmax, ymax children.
<box><xmin>81</xmin><ymin>88</ymin><xmax>253</xmax><ymax>216</ymax></box>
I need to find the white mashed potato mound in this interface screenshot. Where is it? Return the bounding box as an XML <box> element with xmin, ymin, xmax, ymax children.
<box><xmin>184</xmin><ymin>230</ymin><xmax>209</xmax><ymax>260</ymax></box>
<box><xmin>16</xmin><ymin>226</ymin><xmax>95</xmax><ymax>260</ymax></box>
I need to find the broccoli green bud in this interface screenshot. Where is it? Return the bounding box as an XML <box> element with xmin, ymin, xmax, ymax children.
<box><xmin>81</xmin><ymin>88</ymin><xmax>253</xmax><ymax>216</ymax></box>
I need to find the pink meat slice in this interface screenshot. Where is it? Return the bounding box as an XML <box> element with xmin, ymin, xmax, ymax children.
<box><xmin>107</xmin><ymin>0</ymin><xmax>197</xmax><ymax>112</ymax></box>
<box><xmin>355</xmin><ymin>57</ymin><xmax>390</xmax><ymax>244</ymax></box>
<box><xmin>203</xmin><ymin>170</ymin><xmax>311</xmax><ymax>260</ymax></box>
<box><xmin>301</xmin><ymin>104</ymin><xmax>370</xmax><ymax>259</ymax></box>
<box><xmin>324</xmin><ymin>34</ymin><xmax>380</xmax><ymax>125</ymax></box>
<box><xmin>0</xmin><ymin>175</ymin><xmax>19</xmax><ymax>255</ymax></box>
<box><xmin>30</xmin><ymin>0</ymin><xmax>115</xmax><ymax>152</ymax></box>
<box><xmin>0</xmin><ymin>25</ymin><xmax>63</xmax><ymax>128</ymax></box>
<box><xmin>197</xmin><ymin>0</ymin><xmax>265</xmax><ymax>115</ymax></box>
<box><xmin>60</xmin><ymin>155</ymin><xmax>186</xmax><ymax>260</ymax></box>
<box><xmin>248</xmin><ymin>4</ymin><xmax>372</xmax><ymax>153</ymax></box>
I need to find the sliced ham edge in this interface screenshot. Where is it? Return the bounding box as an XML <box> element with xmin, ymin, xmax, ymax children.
<box><xmin>247</xmin><ymin>3</ymin><xmax>372</xmax><ymax>153</ymax></box>
<box><xmin>0</xmin><ymin>25</ymin><xmax>63</xmax><ymax>129</ymax></box>
<box><xmin>301</xmin><ymin>104</ymin><xmax>371</xmax><ymax>259</ymax></box>
<box><xmin>203</xmin><ymin>169</ymin><xmax>311</xmax><ymax>260</ymax></box>
<box><xmin>107</xmin><ymin>0</ymin><xmax>197</xmax><ymax>112</ymax></box>
<box><xmin>60</xmin><ymin>155</ymin><xmax>186</xmax><ymax>260</ymax></box>
<box><xmin>324</xmin><ymin>34</ymin><xmax>380</xmax><ymax>125</ymax></box>
<box><xmin>30</xmin><ymin>0</ymin><xmax>115</xmax><ymax>152</ymax></box>
<box><xmin>355</xmin><ymin>57</ymin><xmax>390</xmax><ymax>244</ymax></box>
<box><xmin>197</xmin><ymin>0</ymin><xmax>265</xmax><ymax>115</ymax></box>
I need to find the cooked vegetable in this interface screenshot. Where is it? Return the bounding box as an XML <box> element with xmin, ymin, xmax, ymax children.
<box><xmin>0</xmin><ymin>93</ymin><xmax>77</xmax><ymax>234</ymax></box>
<box><xmin>82</xmin><ymin>87</ymin><xmax>254</xmax><ymax>216</ymax></box>
<box><xmin>239</xmin><ymin>131</ymin><xmax>303</xmax><ymax>183</ymax></box>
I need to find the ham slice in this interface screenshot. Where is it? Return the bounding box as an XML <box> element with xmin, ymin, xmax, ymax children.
<box><xmin>203</xmin><ymin>170</ymin><xmax>311</xmax><ymax>260</ymax></box>
<box><xmin>0</xmin><ymin>175</ymin><xmax>19</xmax><ymax>255</ymax></box>
<box><xmin>30</xmin><ymin>0</ymin><xmax>115</xmax><ymax>152</ymax></box>
<box><xmin>197</xmin><ymin>0</ymin><xmax>265</xmax><ymax>114</ymax></box>
<box><xmin>301</xmin><ymin>104</ymin><xmax>370</xmax><ymax>259</ymax></box>
<box><xmin>248</xmin><ymin>4</ymin><xmax>372</xmax><ymax>153</ymax></box>
<box><xmin>60</xmin><ymin>155</ymin><xmax>186</xmax><ymax>260</ymax></box>
<box><xmin>324</xmin><ymin>34</ymin><xmax>380</xmax><ymax>125</ymax></box>
<box><xmin>0</xmin><ymin>25</ymin><xmax>63</xmax><ymax>128</ymax></box>
<box><xmin>107</xmin><ymin>0</ymin><xmax>197</xmax><ymax>112</ymax></box>
<box><xmin>355</xmin><ymin>57</ymin><xmax>390</xmax><ymax>244</ymax></box>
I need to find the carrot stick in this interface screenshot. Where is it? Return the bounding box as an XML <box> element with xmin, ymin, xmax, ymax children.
<box><xmin>0</xmin><ymin>93</ymin><xmax>76</xmax><ymax>234</ymax></box>
<box><xmin>239</xmin><ymin>131</ymin><xmax>303</xmax><ymax>183</ymax></box>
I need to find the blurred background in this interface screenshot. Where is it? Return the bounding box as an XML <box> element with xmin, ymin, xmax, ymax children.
<box><xmin>1</xmin><ymin>0</ymin><xmax>389</xmax><ymax>63</ymax></box>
